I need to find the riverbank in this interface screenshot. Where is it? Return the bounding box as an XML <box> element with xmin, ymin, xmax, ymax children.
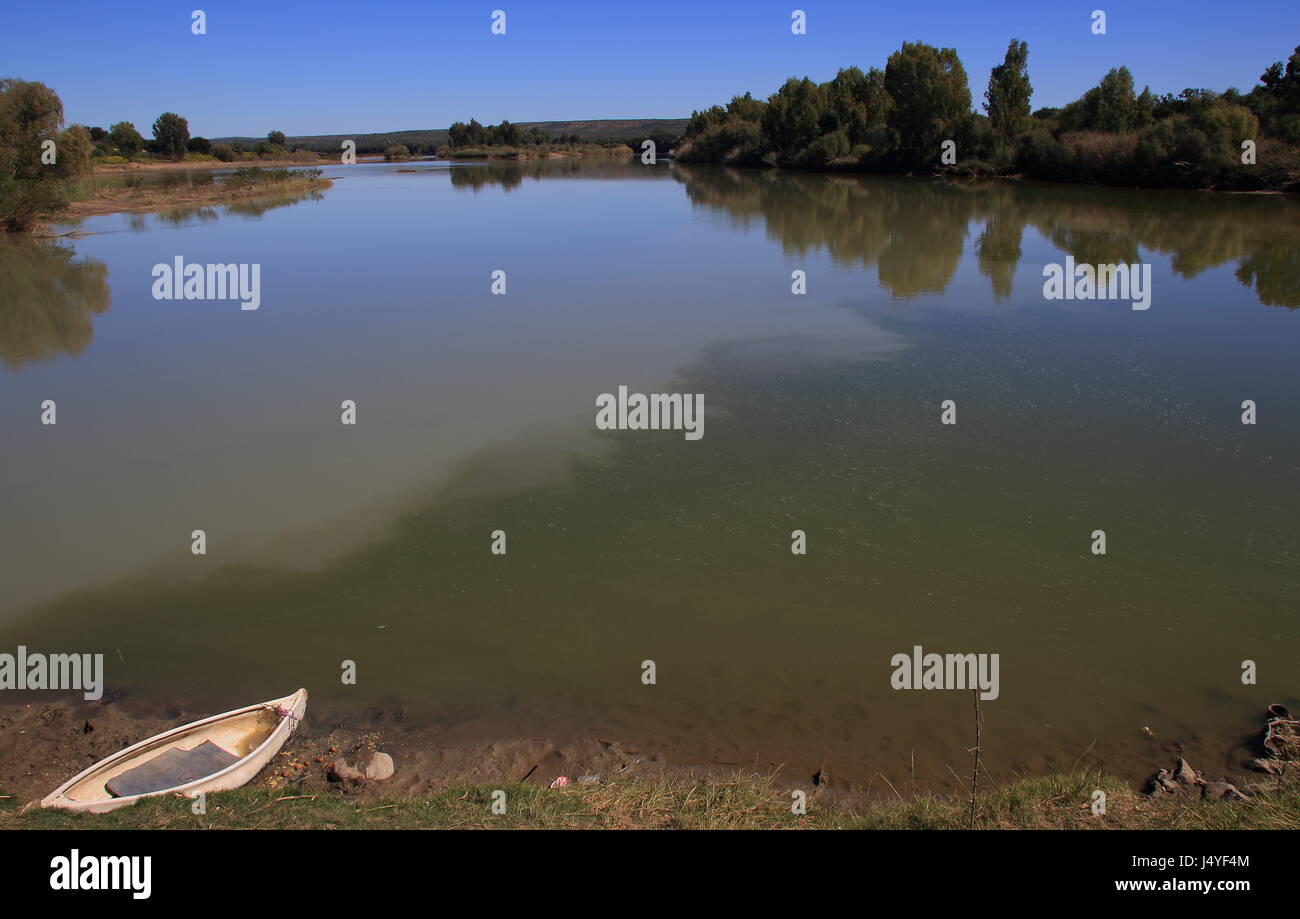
<box><xmin>1</xmin><ymin>697</ymin><xmax>1294</xmax><ymax>829</ymax></box>
<box><xmin>93</xmin><ymin>157</ymin><xmax>337</xmax><ymax>173</ymax></box>
<box><xmin>53</xmin><ymin>167</ymin><xmax>333</xmax><ymax>222</ymax></box>
<box><xmin>5</xmin><ymin>768</ymin><xmax>1297</xmax><ymax>831</ymax></box>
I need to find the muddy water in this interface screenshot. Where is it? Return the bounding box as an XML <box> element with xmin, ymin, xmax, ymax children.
<box><xmin>1</xmin><ymin>159</ymin><xmax>1297</xmax><ymax>790</ymax></box>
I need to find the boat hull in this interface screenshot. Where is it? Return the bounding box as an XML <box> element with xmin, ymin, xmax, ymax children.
<box><xmin>38</xmin><ymin>688</ymin><xmax>307</xmax><ymax>814</ymax></box>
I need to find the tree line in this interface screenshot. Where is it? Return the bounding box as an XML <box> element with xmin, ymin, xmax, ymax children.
<box><xmin>448</xmin><ymin>118</ymin><xmax>581</xmax><ymax>148</ymax></box>
<box><xmin>676</xmin><ymin>40</ymin><xmax>1300</xmax><ymax>190</ymax></box>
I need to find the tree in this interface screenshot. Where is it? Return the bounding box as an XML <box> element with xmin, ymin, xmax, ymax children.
<box><xmin>1060</xmin><ymin>67</ymin><xmax>1150</xmax><ymax>133</ymax></box>
<box><xmin>1249</xmin><ymin>45</ymin><xmax>1300</xmax><ymax>141</ymax></box>
<box><xmin>497</xmin><ymin>120</ymin><xmax>520</xmax><ymax>145</ymax></box>
<box><xmin>267</xmin><ymin>130</ymin><xmax>286</xmax><ymax>147</ymax></box>
<box><xmin>109</xmin><ymin>121</ymin><xmax>144</xmax><ymax>156</ymax></box>
<box><xmin>985</xmin><ymin>39</ymin><xmax>1032</xmax><ymax>142</ymax></box>
<box><xmin>762</xmin><ymin>77</ymin><xmax>824</xmax><ymax>161</ymax></box>
<box><xmin>726</xmin><ymin>92</ymin><xmax>766</xmax><ymax>124</ymax></box>
<box><xmin>187</xmin><ymin>136</ymin><xmax>211</xmax><ymax>155</ymax></box>
<box><xmin>0</xmin><ymin>79</ymin><xmax>90</xmax><ymax>231</ymax></box>
<box><xmin>152</xmin><ymin>112</ymin><xmax>189</xmax><ymax>160</ymax></box>
<box><xmin>884</xmin><ymin>42</ymin><xmax>972</xmax><ymax>166</ymax></box>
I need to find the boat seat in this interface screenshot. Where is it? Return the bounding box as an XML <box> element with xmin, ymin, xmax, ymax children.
<box><xmin>105</xmin><ymin>740</ymin><xmax>241</xmax><ymax>798</ymax></box>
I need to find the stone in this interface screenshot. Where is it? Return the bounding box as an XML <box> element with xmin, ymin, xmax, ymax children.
<box><xmin>1173</xmin><ymin>757</ymin><xmax>1199</xmax><ymax>785</ymax></box>
<box><xmin>327</xmin><ymin>757</ymin><xmax>364</xmax><ymax>783</ymax></box>
<box><xmin>1246</xmin><ymin>757</ymin><xmax>1283</xmax><ymax>775</ymax></box>
<box><xmin>1201</xmin><ymin>782</ymin><xmax>1248</xmax><ymax>801</ymax></box>
<box><xmin>362</xmin><ymin>751</ymin><xmax>394</xmax><ymax>781</ymax></box>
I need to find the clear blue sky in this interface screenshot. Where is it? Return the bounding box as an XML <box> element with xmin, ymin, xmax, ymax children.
<box><xmin>3</xmin><ymin>0</ymin><xmax>1297</xmax><ymax>137</ymax></box>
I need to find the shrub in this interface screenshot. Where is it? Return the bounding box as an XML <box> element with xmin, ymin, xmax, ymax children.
<box><xmin>0</xmin><ymin>80</ymin><xmax>92</xmax><ymax>231</ymax></box>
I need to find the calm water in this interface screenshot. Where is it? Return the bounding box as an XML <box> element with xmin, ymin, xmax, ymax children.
<box><xmin>2</xmin><ymin>159</ymin><xmax>1298</xmax><ymax>789</ymax></box>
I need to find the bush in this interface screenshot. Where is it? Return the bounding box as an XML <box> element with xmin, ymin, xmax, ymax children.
<box><xmin>676</xmin><ymin>119</ymin><xmax>765</xmax><ymax>165</ymax></box>
<box><xmin>222</xmin><ymin>166</ymin><xmax>323</xmax><ymax>187</ymax></box>
<box><xmin>792</xmin><ymin>129</ymin><xmax>850</xmax><ymax>168</ymax></box>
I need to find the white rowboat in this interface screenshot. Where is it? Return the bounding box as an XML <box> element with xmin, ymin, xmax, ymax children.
<box><xmin>38</xmin><ymin>688</ymin><xmax>308</xmax><ymax>814</ymax></box>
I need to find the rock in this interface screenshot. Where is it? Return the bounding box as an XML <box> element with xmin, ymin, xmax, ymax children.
<box><xmin>1201</xmin><ymin>782</ymin><xmax>1249</xmax><ymax>801</ymax></box>
<box><xmin>1173</xmin><ymin>757</ymin><xmax>1199</xmax><ymax>785</ymax></box>
<box><xmin>1148</xmin><ymin>769</ymin><xmax>1181</xmax><ymax>796</ymax></box>
<box><xmin>327</xmin><ymin>757</ymin><xmax>364</xmax><ymax>783</ymax></box>
<box><xmin>362</xmin><ymin>752</ymin><xmax>394</xmax><ymax>781</ymax></box>
<box><xmin>1247</xmin><ymin>757</ymin><xmax>1283</xmax><ymax>775</ymax></box>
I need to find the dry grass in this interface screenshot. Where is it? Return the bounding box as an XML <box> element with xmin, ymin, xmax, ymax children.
<box><xmin>3</xmin><ymin>769</ymin><xmax>1295</xmax><ymax>831</ymax></box>
<box><xmin>60</xmin><ymin>169</ymin><xmax>333</xmax><ymax>220</ymax></box>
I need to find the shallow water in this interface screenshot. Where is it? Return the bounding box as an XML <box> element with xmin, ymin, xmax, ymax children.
<box><xmin>2</xmin><ymin>159</ymin><xmax>1297</xmax><ymax>789</ymax></box>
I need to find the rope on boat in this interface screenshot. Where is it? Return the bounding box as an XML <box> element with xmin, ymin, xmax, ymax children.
<box><xmin>263</xmin><ymin>703</ymin><xmax>301</xmax><ymax>729</ymax></box>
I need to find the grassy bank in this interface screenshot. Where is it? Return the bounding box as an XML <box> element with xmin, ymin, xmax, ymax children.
<box><xmin>93</xmin><ymin>156</ymin><xmax>338</xmax><ymax>173</ymax></box>
<box><xmin>4</xmin><ymin>771</ymin><xmax>1296</xmax><ymax>830</ymax></box>
<box><xmin>56</xmin><ymin>166</ymin><xmax>333</xmax><ymax>222</ymax></box>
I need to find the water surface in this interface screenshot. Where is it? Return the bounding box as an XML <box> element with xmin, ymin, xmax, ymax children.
<box><xmin>2</xmin><ymin>159</ymin><xmax>1297</xmax><ymax>789</ymax></box>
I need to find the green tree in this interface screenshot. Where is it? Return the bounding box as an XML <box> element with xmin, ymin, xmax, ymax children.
<box><xmin>187</xmin><ymin>136</ymin><xmax>211</xmax><ymax>155</ymax></box>
<box><xmin>267</xmin><ymin>130</ymin><xmax>286</xmax><ymax>147</ymax></box>
<box><xmin>0</xmin><ymin>79</ymin><xmax>93</xmax><ymax>231</ymax></box>
<box><xmin>726</xmin><ymin>92</ymin><xmax>766</xmax><ymax>123</ymax></box>
<box><xmin>1250</xmin><ymin>45</ymin><xmax>1300</xmax><ymax>141</ymax></box>
<box><xmin>151</xmin><ymin>112</ymin><xmax>189</xmax><ymax>160</ymax></box>
<box><xmin>985</xmin><ymin>39</ymin><xmax>1032</xmax><ymax>142</ymax></box>
<box><xmin>762</xmin><ymin>77</ymin><xmax>823</xmax><ymax>162</ymax></box>
<box><xmin>1061</xmin><ymin>67</ymin><xmax>1150</xmax><ymax>133</ymax></box>
<box><xmin>884</xmin><ymin>42</ymin><xmax>972</xmax><ymax>166</ymax></box>
<box><xmin>496</xmin><ymin>120</ymin><xmax>520</xmax><ymax>145</ymax></box>
<box><xmin>109</xmin><ymin>121</ymin><xmax>144</xmax><ymax>156</ymax></box>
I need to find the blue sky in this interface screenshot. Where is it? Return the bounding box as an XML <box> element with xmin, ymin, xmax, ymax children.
<box><xmin>3</xmin><ymin>0</ymin><xmax>1297</xmax><ymax>137</ymax></box>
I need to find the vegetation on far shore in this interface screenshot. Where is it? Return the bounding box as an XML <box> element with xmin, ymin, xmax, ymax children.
<box><xmin>49</xmin><ymin>167</ymin><xmax>331</xmax><ymax>226</ymax></box>
<box><xmin>1</xmin><ymin>79</ymin><xmax>327</xmax><ymax>231</ymax></box>
<box><xmin>3</xmin><ymin>769</ymin><xmax>1296</xmax><ymax>830</ymax></box>
<box><xmin>675</xmin><ymin>40</ymin><xmax>1300</xmax><ymax>191</ymax></box>
<box><xmin>440</xmin><ymin>118</ymin><xmax>643</xmax><ymax>159</ymax></box>
<box><xmin>210</xmin><ymin>119</ymin><xmax>688</xmax><ymax>158</ymax></box>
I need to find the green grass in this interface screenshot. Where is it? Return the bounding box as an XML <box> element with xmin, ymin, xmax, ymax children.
<box><xmin>3</xmin><ymin>771</ymin><xmax>1296</xmax><ymax>830</ymax></box>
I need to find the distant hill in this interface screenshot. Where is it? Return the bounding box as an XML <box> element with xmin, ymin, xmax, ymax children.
<box><xmin>211</xmin><ymin>119</ymin><xmax>688</xmax><ymax>154</ymax></box>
